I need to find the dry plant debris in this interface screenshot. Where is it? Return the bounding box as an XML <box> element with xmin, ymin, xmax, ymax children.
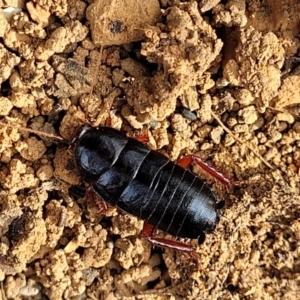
<box><xmin>0</xmin><ymin>0</ymin><xmax>299</xmax><ymax>299</ymax></box>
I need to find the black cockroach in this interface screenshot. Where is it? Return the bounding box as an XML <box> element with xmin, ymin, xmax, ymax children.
<box><xmin>0</xmin><ymin>121</ymin><xmax>235</xmax><ymax>261</ymax></box>
<box><xmin>71</xmin><ymin>124</ymin><xmax>235</xmax><ymax>261</ymax></box>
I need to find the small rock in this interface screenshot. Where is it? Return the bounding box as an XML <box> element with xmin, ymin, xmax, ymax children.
<box><xmin>226</xmin><ymin>117</ymin><xmax>238</xmax><ymax>128</ymax></box>
<box><xmin>196</xmin><ymin>124</ymin><xmax>212</xmax><ymax>140</ymax></box>
<box><xmin>200</xmin><ymin>142</ymin><xmax>213</xmax><ymax>150</ymax></box>
<box><xmin>277</xmin><ymin>112</ymin><xmax>295</xmax><ymax>124</ymax></box>
<box><xmin>234</xmin><ymin>124</ymin><xmax>248</xmax><ymax>133</ymax></box>
<box><xmin>264</xmin><ymin>147</ymin><xmax>278</xmax><ymax>161</ymax></box>
<box><xmin>210</xmin><ymin>126</ymin><xmax>224</xmax><ymax>144</ymax></box>
<box><xmin>0</xmin><ymin>9</ymin><xmax>9</xmax><ymax>37</ymax></box>
<box><xmin>278</xmin><ymin>121</ymin><xmax>288</xmax><ymax>132</ymax></box>
<box><xmin>181</xmin><ymin>86</ymin><xmax>200</xmax><ymax>111</ymax></box>
<box><xmin>251</xmin><ymin>116</ymin><xmax>264</xmax><ymax>130</ymax></box>
<box><xmin>238</xmin><ymin>105</ymin><xmax>259</xmax><ymax>124</ymax></box>
<box><xmin>26</xmin><ymin>2</ymin><xmax>50</xmax><ymax>27</ymax></box>
<box><xmin>0</xmin><ymin>96</ymin><xmax>13</xmax><ymax>115</ymax></box>
<box><xmin>234</xmin><ymin>89</ymin><xmax>254</xmax><ymax>106</ymax></box>
<box><xmin>182</xmin><ymin>108</ymin><xmax>197</xmax><ymax>121</ymax></box>
<box><xmin>293</xmin><ymin>122</ymin><xmax>300</xmax><ymax>133</ymax></box>
<box><xmin>224</xmin><ymin>134</ymin><xmax>235</xmax><ymax>146</ymax></box>
<box><xmin>19</xmin><ymin>284</ymin><xmax>40</xmax><ymax>297</ymax></box>
<box><xmin>120</xmin><ymin>58</ymin><xmax>149</xmax><ymax>78</ymax></box>
<box><xmin>36</xmin><ymin>165</ymin><xmax>53</xmax><ymax>181</ymax></box>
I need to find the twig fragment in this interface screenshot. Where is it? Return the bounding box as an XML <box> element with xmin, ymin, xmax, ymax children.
<box><xmin>0</xmin><ymin>121</ymin><xmax>65</xmax><ymax>142</ymax></box>
<box><xmin>210</xmin><ymin>110</ymin><xmax>273</xmax><ymax>169</ymax></box>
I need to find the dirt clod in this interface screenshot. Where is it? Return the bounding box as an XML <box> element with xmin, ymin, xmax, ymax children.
<box><xmin>86</xmin><ymin>0</ymin><xmax>161</xmax><ymax>46</ymax></box>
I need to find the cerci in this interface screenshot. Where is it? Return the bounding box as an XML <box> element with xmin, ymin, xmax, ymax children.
<box><xmin>72</xmin><ymin>124</ymin><xmax>224</xmax><ymax>260</ymax></box>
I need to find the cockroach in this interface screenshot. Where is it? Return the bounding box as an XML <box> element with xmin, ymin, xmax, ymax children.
<box><xmin>0</xmin><ymin>121</ymin><xmax>235</xmax><ymax>261</ymax></box>
<box><xmin>71</xmin><ymin>124</ymin><xmax>235</xmax><ymax>261</ymax></box>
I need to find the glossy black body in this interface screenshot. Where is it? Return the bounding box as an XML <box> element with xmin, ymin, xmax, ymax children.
<box><xmin>74</xmin><ymin>126</ymin><xmax>220</xmax><ymax>239</ymax></box>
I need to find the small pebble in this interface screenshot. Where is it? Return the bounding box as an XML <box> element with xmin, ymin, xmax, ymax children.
<box><xmin>271</xmin><ymin>131</ymin><xmax>282</xmax><ymax>142</ymax></box>
<box><xmin>251</xmin><ymin>117</ymin><xmax>264</xmax><ymax>131</ymax></box>
<box><xmin>36</xmin><ymin>165</ymin><xmax>53</xmax><ymax>181</ymax></box>
<box><xmin>234</xmin><ymin>124</ymin><xmax>248</xmax><ymax>133</ymax></box>
<box><xmin>200</xmin><ymin>142</ymin><xmax>213</xmax><ymax>150</ymax></box>
<box><xmin>149</xmin><ymin>120</ymin><xmax>158</xmax><ymax>128</ymax></box>
<box><xmin>224</xmin><ymin>134</ymin><xmax>235</xmax><ymax>146</ymax></box>
<box><xmin>182</xmin><ymin>108</ymin><xmax>197</xmax><ymax>121</ymax></box>
<box><xmin>277</xmin><ymin>112</ymin><xmax>294</xmax><ymax>124</ymax></box>
<box><xmin>226</xmin><ymin>117</ymin><xmax>238</xmax><ymax>128</ymax></box>
<box><xmin>238</xmin><ymin>105</ymin><xmax>259</xmax><ymax>124</ymax></box>
<box><xmin>210</xmin><ymin>126</ymin><xmax>224</xmax><ymax>144</ymax></box>
<box><xmin>215</xmin><ymin>77</ymin><xmax>230</xmax><ymax>88</ymax></box>
<box><xmin>19</xmin><ymin>285</ymin><xmax>40</xmax><ymax>297</ymax></box>
<box><xmin>277</xmin><ymin>121</ymin><xmax>288</xmax><ymax>132</ymax></box>
<box><xmin>234</xmin><ymin>89</ymin><xmax>254</xmax><ymax>106</ymax></box>
<box><xmin>264</xmin><ymin>147</ymin><xmax>278</xmax><ymax>161</ymax></box>
<box><xmin>293</xmin><ymin>122</ymin><xmax>300</xmax><ymax>133</ymax></box>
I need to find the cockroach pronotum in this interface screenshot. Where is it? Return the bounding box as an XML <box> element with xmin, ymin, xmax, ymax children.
<box><xmin>1</xmin><ymin>121</ymin><xmax>236</xmax><ymax>261</ymax></box>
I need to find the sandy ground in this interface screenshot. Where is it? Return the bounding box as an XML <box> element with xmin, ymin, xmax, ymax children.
<box><xmin>0</xmin><ymin>0</ymin><xmax>299</xmax><ymax>299</ymax></box>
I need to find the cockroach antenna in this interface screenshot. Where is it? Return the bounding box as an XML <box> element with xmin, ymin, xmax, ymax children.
<box><xmin>0</xmin><ymin>120</ymin><xmax>65</xmax><ymax>142</ymax></box>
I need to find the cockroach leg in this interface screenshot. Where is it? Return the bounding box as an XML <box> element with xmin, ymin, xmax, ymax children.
<box><xmin>86</xmin><ymin>186</ymin><xmax>108</xmax><ymax>214</ymax></box>
<box><xmin>132</xmin><ymin>127</ymin><xmax>149</xmax><ymax>144</ymax></box>
<box><xmin>177</xmin><ymin>154</ymin><xmax>239</xmax><ymax>186</ymax></box>
<box><xmin>105</xmin><ymin>113</ymin><xmax>112</xmax><ymax>127</ymax></box>
<box><xmin>134</xmin><ymin>134</ymin><xmax>149</xmax><ymax>144</ymax></box>
<box><xmin>142</xmin><ymin>222</ymin><xmax>200</xmax><ymax>262</ymax></box>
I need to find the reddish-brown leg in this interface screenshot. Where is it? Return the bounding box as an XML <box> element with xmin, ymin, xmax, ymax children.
<box><xmin>104</xmin><ymin>99</ymin><xmax>117</xmax><ymax>127</ymax></box>
<box><xmin>105</xmin><ymin>114</ymin><xmax>112</xmax><ymax>127</ymax></box>
<box><xmin>133</xmin><ymin>128</ymin><xmax>149</xmax><ymax>144</ymax></box>
<box><xmin>177</xmin><ymin>154</ymin><xmax>239</xmax><ymax>186</ymax></box>
<box><xmin>142</xmin><ymin>222</ymin><xmax>200</xmax><ymax>262</ymax></box>
<box><xmin>86</xmin><ymin>186</ymin><xmax>108</xmax><ymax>214</ymax></box>
<box><xmin>134</xmin><ymin>134</ymin><xmax>149</xmax><ymax>144</ymax></box>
